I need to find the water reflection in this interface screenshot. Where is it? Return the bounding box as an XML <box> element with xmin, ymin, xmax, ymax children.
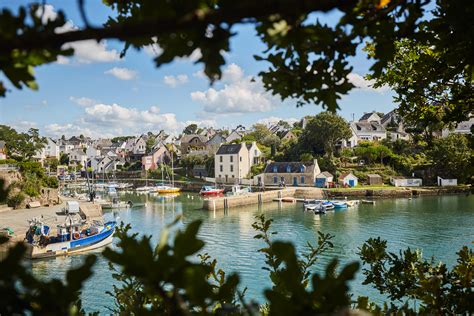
<box><xmin>27</xmin><ymin>193</ymin><xmax>474</xmax><ymax>314</ymax></box>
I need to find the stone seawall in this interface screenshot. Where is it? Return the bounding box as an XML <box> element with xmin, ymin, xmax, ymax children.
<box><xmin>202</xmin><ymin>188</ymin><xmax>324</xmax><ymax>210</ymax></box>
<box><xmin>324</xmin><ymin>186</ymin><xmax>471</xmax><ymax>198</ymax></box>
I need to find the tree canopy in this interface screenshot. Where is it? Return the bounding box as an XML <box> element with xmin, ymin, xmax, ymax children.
<box><xmin>0</xmin><ymin>0</ymin><xmax>472</xmax><ymax>124</ymax></box>
<box><xmin>299</xmin><ymin>112</ymin><xmax>352</xmax><ymax>158</ymax></box>
<box><xmin>0</xmin><ymin>125</ymin><xmax>46</xmax><ymax>161</ymax></box>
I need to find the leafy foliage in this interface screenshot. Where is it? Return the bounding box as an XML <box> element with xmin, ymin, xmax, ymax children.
<box><xmin>359</xmin><ymin>237</ymin><xmax>474</xmax><ymax>314</ymax></box>
<box><xmin>0</xmin><ymin>238</ymin><xmax>95</xmax><ymax>315</ymax></box>
<box><xmin>0</xmin><ymin>125</ymin><xmax>46</xmax><ymax>161</ymax></box>
<box><xmin>299</xmin><ymin>112</ymin><xmax>352</xmax><ymax>158</ymax></box>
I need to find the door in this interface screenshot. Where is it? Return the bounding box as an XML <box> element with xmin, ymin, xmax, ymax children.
<box><xmin>349</xmin><ymin>179</ymin><xmax>355</xmax><ymax>187</ymax></box>
<box><xmin>293</xmin><ymin>177</ymin><xmax>298</xmax><ymax>186</ymax></box>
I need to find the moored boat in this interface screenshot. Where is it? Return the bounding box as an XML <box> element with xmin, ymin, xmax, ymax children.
<box><xmin>322</xmin><ymin>201</ymin><xmax>335</xmax><ymax>210</ymax></box>
<box><xmin>331</xmin><ymin>201</ymin><xmax>348</xmax><ymax>209</ymax></box>
<box><xmin>199</xmin><ymin>186</ymin><xmax>224</xmax><ymax>196</ymax></box>
<box><xmin>156</xmin><ymin>185</ymin><xmax>181</xmax><ymax>194</ymax></box>
<box><xmin>25</xmin><ymin>216</ymin><xmax>116</xmax><ymax>259</ymax></box>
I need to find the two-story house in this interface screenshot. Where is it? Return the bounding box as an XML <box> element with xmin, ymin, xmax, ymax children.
<box><xmin>263</xmin><ymin>159</ymin><xmax>321</xmax><ymax>187</ymax></box>
<box><xmin>141</xmin><ymin>145</ymin><xmax>171</xmax><ymax>171</ymax></box>
<box><xmin>180</xmin><ymin>134</ymin><xmax>209</xmax><ymax>156</ymax></box>
<box><xmin>215</xmin><ymin>143</ymin><xmax>252</xmax><ymax>184</ymax></box>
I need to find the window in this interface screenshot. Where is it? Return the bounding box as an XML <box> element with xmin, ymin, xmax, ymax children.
<box><xmin>240</xmin><ymin>156</ymin><xmax>242</xmax><ymax>162</ymax></box>
<box><xmin>301</xmin><ymin>176</ymin><xmax>305</xmax><ymax>184</ymax></box>
<box><xmin>286</xmin><ymin>165</ymin><xmax>291</xmax><ymax>173</ymax></box>
<box><xmin>220</xmin><ymin>165</ymin><xmax>223</xmax><ymax>172</ymax></box>
<box><xmin>230</xmin><ymin>156</ymin><xmax>233</xmax><ymax>162</ymax></box>
<box><xmin>254</xmin><ymin>150</ymin><xmax>257</xmax><ymax>155</ymax></box>
<box><xmin>273</xmin><ymin>176</ymin><xmax>278</xmax><ymax>184</ymax></box>
<box><xmin>230</xmin><ymin>165</ymin><xmax>234</xmax><ymax>172</ymax></box>
<box><xmin>273</xmin><ymin>166</ymin><xmax>278</xmax><ymax>173</ymax></box>
<box><xmin>219</xmin><ymin>156</ymin><xmax>223</xmax><ymax>162</ymax></box>
<box><xmin>300</xmin><ymin>165</ymin><xmax>306</xmax><ymax>173</ymax></box>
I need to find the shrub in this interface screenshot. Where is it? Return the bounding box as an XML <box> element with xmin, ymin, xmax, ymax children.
<box><xmin>6</xmin><ymin>192</ymin><xmax>25</xmax><ymax>208</ymax></box>
<box><xmin>42</xmin><ymin>176</ymin><xmax>59</xmax><ymax>189</ymax></box>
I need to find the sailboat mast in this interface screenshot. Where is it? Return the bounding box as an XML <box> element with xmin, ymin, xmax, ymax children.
<box><xmin>171</xmin><ymin>150</ymin><xmax>174</xmax><ymax>186</ymax></box>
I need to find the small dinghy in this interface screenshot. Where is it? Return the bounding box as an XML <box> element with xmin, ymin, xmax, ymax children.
<box><xmin>322</xmin><ymin>201</ymin><xmax>335</xmax><ymax>210</ymax></box>
<box><xmin>331</xmin><ymin>201</ymin><xmax>348</xmax><ymax>209</ymax></box>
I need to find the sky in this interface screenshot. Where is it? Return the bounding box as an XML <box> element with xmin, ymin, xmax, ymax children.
<box><xmin>0</xmin><ymin>1</ymin><xmax>396</xmax><ymax>138</ymax></box>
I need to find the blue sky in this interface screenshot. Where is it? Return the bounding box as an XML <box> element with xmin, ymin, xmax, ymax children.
<box><xmin>0</xmin><ymin>1</ymin><xmax>396</xmax><ymax>138</ymax></box>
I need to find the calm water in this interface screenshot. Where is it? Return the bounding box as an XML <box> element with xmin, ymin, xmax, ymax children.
<box><xmin>28</xmin><ymin>193</ymin><xmax>474</xmax><ymax>313</ymax></box>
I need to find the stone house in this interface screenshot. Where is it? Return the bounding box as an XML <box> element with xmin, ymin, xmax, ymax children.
<box><xmin>180</xmin><ymin>134</ymin><xmax>209</xmax><ymax>156</ymax></box>
<box><xmin>263</xmin><ymin>160</ymin><xmax>321</xmax><ymax>187</ymax></box>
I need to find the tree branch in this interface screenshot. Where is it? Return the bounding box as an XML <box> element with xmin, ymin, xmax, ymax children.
<box><xmin>0</xmin><ymin>0</ymin><xmax>354</xmax><ymax>52</ymax></box>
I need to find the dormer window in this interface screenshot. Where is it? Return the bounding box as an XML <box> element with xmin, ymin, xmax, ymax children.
<box><xmin>272</xmin><ymin>166</ymin><xmax>278</xmax><ymax>173</ymax></box>
<box><xmin>286</xmin><ymin>165</ymin><xmax>291</xmax><ymax>173</ymax></box>
<box><xmin>300</xmin><ymin>165</ymin><xmax>306</xmax><ymax>173</ymax></box>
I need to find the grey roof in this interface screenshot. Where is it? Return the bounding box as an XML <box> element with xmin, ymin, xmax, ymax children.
<box><xmin>216</xmin><ymin>144</ymin><xmax>242</xmax><ymax>155</ymax></box>
<box><xmin>180</xmin><ymin>134</ymin><xmax>208</xmax><ymax>144</ymax></box>
<box><xmin>367</xmin><ymin>174</ymin><xmax>382</xmax><ymax>178</ymax></box>
<box><xmin>264</xmin><ymin>161</ymin><xmax>313</xmax><ymax>173</ymax></box>
<box><xmin>455</xmin><ymin>118</ymin><xmax>474</xmax><ymax>132</ymax></box>
<box><xmin>316</xmin><ymin>171</ymin><xmax>333</xmax><ymax>178</ymax></box>
<box><xmin>352</xmin><ymin>122</ymin><xmax>385</xmax><ymax>132</ymax></box>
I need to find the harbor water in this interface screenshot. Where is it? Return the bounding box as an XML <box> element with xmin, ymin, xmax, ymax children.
<box><xmin>27</xmin><ymin>193</ymin><xmax>474</xmax><ymax>313</ymax></box>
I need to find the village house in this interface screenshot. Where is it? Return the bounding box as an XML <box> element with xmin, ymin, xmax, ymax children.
<box><xmin>441</xmin><ymin>117</ymin><xmax>473</xmax><ymax>137</ymax></box>
<box><xmin>390</xmin><ymin>176</ymin><xmax>422</xmax><ymax>187</ymax></box>
<box><xmin>315</xmin><ymin>171</ymin><xmax>334</xmax><ymax>188</ymax></box>
<box><xmin>345</xmin><ymin>121</ymin><xmax>387</xmax><ymax>147</ymax></box>
<box><xmin>180</xmin><ymin>134</ymin><xmax>209</xmax><ymax>156</ymax></box>
<box><xmin>263</xmin><ymin>160</ymin><xmax>321</xmax><ymax>187</ymax></box>
<box><xmin>215</xmin><ymin>143</ymin><xmax>258</xmax><ymax>184</ymax></box>
<box><xmin>246</xmin><ymin>141</ymin><xmax>263</xmax><ymax>165</ymax></box>
<box><xmin>0</xmin><ymin>141</ymin><xmax>7</xmax><ymax>160</ymax></box>
<box><xmin>338</xmin><ymin>172</ymin><xmax>358</xmax><ymax>187</ymax></box>
<box><xmin>86</xmin><ymin>145</ymin><xmax>101</xmax><ymax>160</ymax></box>
<box><xmin>141</xmin><ymin>145</ymin><xmax>171</xmax><ymax>171</ymax></box>
<box><xmin>192</xmin><ymin>164</ymin><xmax>208</xmax><ymax>178</ymax></box>
<box><xmin>34</xmin><ymin>138</ymin><xmax>60</xmax><ymax>161</ymax></box>
<box><xmin>225</xmin><ymin>125</ymin><xmax>246</xmax><ymax>143</ymax></box>
<box><xmin>278</xmin><ymin>130</ymin><xmax>297</xmax><ymax>142</ymax></box>
<box><xmin>69</xmin><ymin>149</ymin><xmax>87</xmax><ymax>168</ymax></box>
<box><xmin>206</xmin><ymin>133</ymin><xmax>227</xmax><ymax>155</ymax></box>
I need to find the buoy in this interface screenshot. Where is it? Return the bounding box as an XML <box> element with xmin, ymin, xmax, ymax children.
<box><xmin>73</xmin><ymin>232</ymin><xmax>80</xmax><ymax>240</ymax></box>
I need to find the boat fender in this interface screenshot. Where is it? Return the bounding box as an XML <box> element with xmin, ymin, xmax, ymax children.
<box><xmin>73</xmin><ymin>232</ymin><xmax>81</xmax><ymax>240</ymax></box>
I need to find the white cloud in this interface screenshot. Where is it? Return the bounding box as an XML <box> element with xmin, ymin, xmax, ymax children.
<box><xmin>257</xmin><ymin>116</ymin><xmax>299</xmax><ymax>127</ymax></box>
<box><xmin>163</xmin><ymin>74</ymin><xmax>189</xmax><ymax>87</ymax></box>
<box><xmin>69</xmin><ymin>96</ymin><xmax>97</xmax><ymax>107</ymax></box>
<box><xmin>184</xmin><ymin>119</ymin><xmax>217</xmax><ymax>128</ymax></box>
<box><xmin>105</xmin><ymin>67</ymin><xmax>138</xmax><ymax>80</ymax></box>
<box><xmin>347</xmin><ymin>73</ymin><xmax>389</xmax><ymax>93</ymax></box>
<box><xmin>44</xmin><ymin>123</ymin><xmax>98</xmax><ymax>138</ymax></box>
<box><xmin>37</xmin><ymin>5</ymin><xmax>120</xmax><ymax>64</ymax></box>
<box><xmin>191</xmin><ymin>64</ymin><xmax>280</xmax><ymax>114</ymax></box>
<box><xmin>83</xmin><ymin>103</ymin><xmax>183</xmax><ymax>132</ymax></box>
<box><xmin>144</xmin><ymin>41</ymin><xmax>201</xmax><ymax>63</ymax></box>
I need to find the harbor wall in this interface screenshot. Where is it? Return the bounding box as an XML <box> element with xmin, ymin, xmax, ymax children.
<box><xmin>202</xmin><ymin>187</ymin><xmax>323</xmax><ymax>211</ymax></box>
<box><xmin>323</xmin><ymin>186</ymin><xmax>471</xmax><ymax>198</ymax></box>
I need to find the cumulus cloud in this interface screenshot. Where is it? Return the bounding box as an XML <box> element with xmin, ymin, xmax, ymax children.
<box><xmin>191</xmin><ymin>63</ymin><xmax>280</xmax><ymax>114</ymax></box>
<box><xmin>164</xmin><ymin>74</ymin><xmax>189</xmax><ymax>87</ymax></box>
<box><xmin>38</xmin><ymin>4</ymin><xmax>120</xmax><ymax>64</ymax></box>
<box><xmin>184</xmin><ymin>119</ymin><xmax>217</xmax><ymax>128</ymax></box>
<box><xmin>347</xmin><ymin>73</ymin><xmax>389</xmax><ymax>93</ymax></box>
<box><xmin>83</xmin><ymin>103</ymin><xmax>183</xmax><ymax>132</ymax></box>
<box><xmin>257</xmin><ymin>116</ymin><xmax>299</xmax><ymax>127</ymax></box>
<box><xmin>105</xmin><ymin>67</ymin><xmax>138</xmax><ymax>80</ymax></box>
<box><xmin>69</xmin><ymin>96</ymin><xmax>97</xmax><ymax>107</ymax></box>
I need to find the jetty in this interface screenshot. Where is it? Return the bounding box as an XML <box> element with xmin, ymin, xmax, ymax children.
<box><xmin>202</xmin><ymin>187</ymin><xmax>323</xmax><ymax>211</ymax></box>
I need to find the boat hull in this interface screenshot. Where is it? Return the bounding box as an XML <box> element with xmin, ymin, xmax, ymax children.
<box><xmin>200</xmin><ymin>190</ymin><xmax>224</xmax><ymax>196</ymax></box>
<box><xmin>26</xmin><ymin>222</ymin><xmax>115</xmax><ymax>259</ymax></box>
<box><xmin>157</xmin><ymin>188</ymin><xmax>181</xmax><ymax>194</ymax></box>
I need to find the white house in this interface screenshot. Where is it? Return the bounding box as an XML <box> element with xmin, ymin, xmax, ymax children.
<box><xmin>246</xmin><ymin>141</ymin><xmax>263</xmax><ymax>165</ymax></box>
<box><xmin>437</xmin><ymin>176</ymin><xmax>457</xmax><ymax>187</ymax></box>
<box><xmin>441</xmin><ymin>118</ymin><xmax>473</xmax><ymax>137</ymax></box>
<box><xmin>69</xmin><ymin>149</ymin><xmax>87</xmax><ymax>168</ymax></box>
<box><xmin>390</xmin><ymin>176</ymin><xmax>422</xmax><ymax>187</ymax></box>
<box><xmin>338</xmin><ymin>172</ymin><xmax>358</xmax><ymax>187</ymax></box>
<box><xmin>215</xmin><ymin>143</ymin><xmax>254</xmax><ymax>184</ymax></box>
<box><xmin>44</xmin><ymin>138</ymin><xmax>60</xmax><ymax>159</ymax></box>
<box><xmin>345</xmin><ymin>121</ymin><xmax>387</xmax><ymax>147</ymax></box>
<box><xmin>86</xmin><ymin>145</ymin><xmax>101</xmax><ymax>159</ymax></box>
<box><xmin>132</xmin><ymin>135</ymin><xmax>147</xmax><ymax>155</ymax></box>
<box><xmin>0</xmin><ymin>141</ymin><xmax>6</xmax><ymax>160</ymax></box>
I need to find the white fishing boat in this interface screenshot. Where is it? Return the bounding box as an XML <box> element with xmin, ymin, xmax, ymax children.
<box><xmin>24</xmin><ymin>215</ymin><xmax>116</xmax><ymax>259</ymax></box>
<box><xmin>227</xmin><ymin>185</ymin><xmax>251</xmax><ymax>196</ymax></box>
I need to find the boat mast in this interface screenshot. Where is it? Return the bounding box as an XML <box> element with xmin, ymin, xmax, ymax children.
<box><xmin>171</xmin><ymin>150</ymin><xmax>174</xmax><ymax>187</ymax></box>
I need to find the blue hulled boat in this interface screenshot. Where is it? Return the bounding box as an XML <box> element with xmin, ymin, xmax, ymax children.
<box><xmin>25</xmin><ymin>215</ymin><xmax>116</xmax><ymax>259</ymax></box>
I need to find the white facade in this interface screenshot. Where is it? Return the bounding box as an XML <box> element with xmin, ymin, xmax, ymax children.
<box><xmin>247</xmin><ymin>141</ymin><xmax>263</xmax><ymax>165</ymax></box>
<box><xmin>44</xmin><ymin>138</ymin><xmax>60</xmax><ymax>159</ymax></box>
<box><xmin>339</xmin><ymin>173</ymin><xmax>358</xmax><ymax>187</ymax></box>
<box><xmin>390</xmin><ymin>177</ymin><xmax>422</xmax><ymax>187</ymax></box>
<box><xmin>69</xmin><ymin>149</ymin><xmax>87</xmax><ymax>168</ymax></box>
<box><xmin>86</xmin><ymin>146</ymin><xmax>101</xmax><ymax>159</ymax></box>
<box><xmin>437</xmin><ymin>177</ymin><xmax>457</xmax><ymax>187</ymax></box>
<box><xmin>133</xmin><ymin>137</ymin><xmax>147</xmax><ymax>155</ymax></box>
<box><xmin>215</xmin><ymin>143</ymin><xmax>255</xmax><ymax>184</ymax></box>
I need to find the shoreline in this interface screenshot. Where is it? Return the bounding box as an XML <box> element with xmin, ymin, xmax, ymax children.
<box><xmin>323</xmin><ymin>186</ymin><xmax>471</xmax><ymax>199</ymax></box>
